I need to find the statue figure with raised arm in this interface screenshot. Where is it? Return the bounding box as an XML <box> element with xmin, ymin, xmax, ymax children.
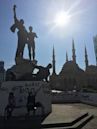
<box><xmin>10</xmin><ymin>5</ymin><xmax>28</xmax><ymax>62</ymax></box>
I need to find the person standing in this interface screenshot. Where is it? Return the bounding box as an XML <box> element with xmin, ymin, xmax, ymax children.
<box><xmin>26</xmin><ymin>87</ymin><xmax>44</xmax><ymax>116</ymax></box>
<box><xmin>4</xmin><ymin>92</ymin><xmax>16</xmax><ymax>119</ymax></box>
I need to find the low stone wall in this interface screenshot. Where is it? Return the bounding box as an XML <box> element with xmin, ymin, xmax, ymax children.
<box><xmin>80</xmin><ymin>92</ymin><xmax>97</xmax><ymax>106</ymax></box>
<box><xmin>52</xmin><ymin>92</ymin><xmax>80</xmax><ymax>103</ymax></box>
<box><xmin>52</xmin><ymin>92</ymin><xmax>97</xmax><ymax>106</ymax></box>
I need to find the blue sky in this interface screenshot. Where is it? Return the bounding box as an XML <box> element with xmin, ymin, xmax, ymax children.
<box><xmin>0</xmin><ymin>0</ymin><xmax>97</xmax><ymax>73</ymax></box>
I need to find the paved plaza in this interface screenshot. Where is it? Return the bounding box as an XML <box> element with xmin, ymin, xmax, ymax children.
<box><xmin>42</xmin><ymin>103</ymin><xmax>97</xmax><ymax>129</ymax></box>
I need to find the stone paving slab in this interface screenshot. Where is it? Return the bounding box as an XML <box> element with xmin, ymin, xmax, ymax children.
<box><xmin>42</xmin><ymin>104</ymin><xmax>97</xmax><ymax>129</ymax></box>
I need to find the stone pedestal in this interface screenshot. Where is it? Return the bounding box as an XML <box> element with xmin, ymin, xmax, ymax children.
<box><xmin>6</xmin><ymin>58</ymin><xmax>37</xmax><ymax>80</ymax></box>
<box><xmin>0</xmin><ymin>81</ymin><xmax>52</xmax><ymax>116</ymax></box>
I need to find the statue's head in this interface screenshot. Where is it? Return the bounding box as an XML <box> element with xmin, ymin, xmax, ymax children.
<box><xmin>9</xmin><ymin>92</ymin><xmax>14</xmax><ymax>97</ymax></box>
<box><xmin>29</xmin><ymin>89</ymin><xmax>35</xmax><ymax>96</ymax></box>
<box><xmin>29</xmin><ymin>26</ymin><xmax>33</xmax><ymax>32</ymax></box>
<box><xmin>29</xmin><ymin>91</ymin><xmax>32</xmax><ymax>96</ymax></box>
<box><xmin>47</xmin><ymin>63</ymin><xmax>52</xmax><ymax>69</ymax></box>
<box><xmin>20</xmin><ymin>19</ymin><xmax>24</xmax><ymax>24</ymax></box>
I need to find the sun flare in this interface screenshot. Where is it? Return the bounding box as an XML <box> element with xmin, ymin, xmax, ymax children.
<box><xmin>54</xmin><ymin>11</ymin><xmax>71</xmax><ymax>27</ymax></box>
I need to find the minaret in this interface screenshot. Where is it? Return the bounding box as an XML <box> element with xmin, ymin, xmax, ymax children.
<box><xmin>52</xmin><ymin>46</ymin><xmax>56</xmax><ymax>75</ymax></box>
<box><xmin>66</xmin><ymin>51</ymin><xmax>68</xmax><ymax>62</ymax></box>
<box><xmin>72</xmin><ymin>39</ymin><xmax>76</xmax><ymax>63</ymax></box>
<box><xmin>85</xmin><ymin>46</ymin><xmax>89</xmax><ymax>68</ymax></box>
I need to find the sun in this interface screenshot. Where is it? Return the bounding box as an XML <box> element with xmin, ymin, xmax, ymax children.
<box><xmin>54</xmin><ymin>11</ymin><xmax>71</xmax><ymax>27</ymax></box>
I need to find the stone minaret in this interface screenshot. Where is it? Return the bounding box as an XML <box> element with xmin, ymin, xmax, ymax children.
<box><xmin>52</xmin><ymin>46</ymin><xmax>56</xmax><ymax>75</ymax></box>
<box><xmin>85</xmin><ymin>46</ymin><xmax>89</xmax><ymax>68</ymax></box>
<box><xmin>72</xmin><ymin>39</ymin><xmax>76</xmax><ymax>63</ymax></box>
<box><xmin>66</xmin><ymin>51</ymin><xmax>68</xmax><ymax>62</ymax></box>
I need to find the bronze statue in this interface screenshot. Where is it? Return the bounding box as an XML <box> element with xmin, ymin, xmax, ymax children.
<box><xmin>12</xmin><ymin>63</ymin><xmax>52</xmax><ymax>81</ymax></box>
<box><xmin>27</xmin><ymin>26</ymin><xmax>38</xmax><ymax>60</ymax></box>
<box><xmin>10</xmin><ymin>5</ymin><xmax>28</xmax><ymax>60</ymax></box>
<box><xmin>9</xmin><ymin>5</ymin><xmax>52</xmax><ymax>82</ymax></box>
<box><xmin>35</xmin><ymin>63</ymin><xmax>52</xmax><ymax>82</ymax></box>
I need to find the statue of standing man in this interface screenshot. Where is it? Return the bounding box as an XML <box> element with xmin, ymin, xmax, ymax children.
<box><xmin>10</xmin><ymin>5</ymin><xmax>28</xmax><ymax>62</ymax></box>
<box><xmin>27</xmin><ymin>26</ymin><xmax>38</xmax><ymax>60</ymax></box>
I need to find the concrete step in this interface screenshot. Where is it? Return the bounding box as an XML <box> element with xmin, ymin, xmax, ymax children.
<box><xmin>68</xmin><ymin>115</ymin><xmax>94</xmax><ymax>129</ymax></box>
<box><xmin>0</xmin><ymin>113</ymin><xmax>94</xmax><ymax>129</ymax></box>
<box><xmin>41</xmin><ymin>113</ymin><xmax>94</xmax><ymax>129</ymax></box>
<box><xmin>41</xmin><ymin>113</ymin><xmax>89</xmax><ymax>128</ymax></box>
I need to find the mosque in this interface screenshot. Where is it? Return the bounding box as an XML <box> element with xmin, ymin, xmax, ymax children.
<box><xmin>50</xmin><ymin>39</ymin><xmax>97</xmax><ymax>92</ymax></box>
